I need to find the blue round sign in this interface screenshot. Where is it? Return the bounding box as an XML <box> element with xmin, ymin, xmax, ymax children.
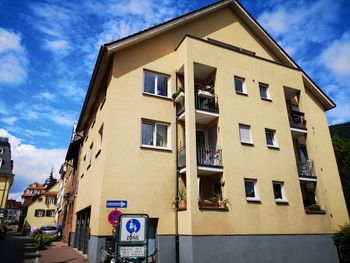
<box><xmin>126</xmin><ymin>219</ymin><xmax>141</xmax><ymax>234</ymax></box>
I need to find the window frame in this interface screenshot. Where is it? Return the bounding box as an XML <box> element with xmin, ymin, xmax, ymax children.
<box><xmin>234</xmin><ymin>76</ymin><xmax>247</xmax><ymax>95</ymax></box>
<box><xmin>259</xmin><ymin>83</ymin><xmax>271</xmax><ymax>100</ymax></box>
<box><xmin>265</xmin><ymin>129</ymin><xmax>279</xmax><ymax>148</ymax></box>
<box><xmin>273</xmin><ymin>181</ymin><xmax>287</xmax><ymax>203</ymax></box>
<box><xmin>239</xmin><ymin>124</ymin><xmax>253</xmax><ymax>145</ymax></box>
<box><xmin>143</xmin><ymin>70</ymin><xmax>171</xmax><ymax>98</ymax></box>
<box><xmin>141</xmin><ymin>119</ymin><xmax>171</xmax><ymax>150</ymax></box>
<box><xmin>35</xmin><ymin>209</ymin><xmax>45</xmax><ymax>217</ymax></box>
<box><xmin>0</xmin><ymin>148</ymin><xmax>3</xmax><ymax>154</ymax></box>
<box><xmin>244</xmin><ymin>179</ymin><xmax>260</xmax><ymax>202</ymax></box>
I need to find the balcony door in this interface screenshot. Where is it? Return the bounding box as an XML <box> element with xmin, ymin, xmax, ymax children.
<box><xmin>196</xmin><ymin>130</ymin><xmax>207</xmax><ymax>147</ymax></box>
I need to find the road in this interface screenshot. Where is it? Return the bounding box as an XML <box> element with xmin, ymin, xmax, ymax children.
<box><xmin>0</xmin><ymin>231</ymin><xmax>38</xmax><ymax>263</ymax></box>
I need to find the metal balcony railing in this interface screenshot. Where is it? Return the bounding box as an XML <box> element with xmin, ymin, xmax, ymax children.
<box><xmin>289</xmin><ymin>110</ymin><xmax>307</xmax><ymax>130</ymax></box>
<box><xmin>176</xmin><ymin>96</ymin><xmax>185</xmax><ymax>117</ymax></box>
<box><xmin>297</xmin><ymin>160</ymin><xmax>315</xmax><ymax>178</ymax></box>
<box><xmin>195</xmin><ymin>90</ymin><xmax>219</xmax><ymax>114</ymax></box>
<box><xmin>177</xmin><ymin>146</ymin><xmax>186</xmax><ymax>169</ymax></box>
<box><xmin>197</xmin><ymin>145</ymin><xmax>222</xmax><ymax>167</ymax></box>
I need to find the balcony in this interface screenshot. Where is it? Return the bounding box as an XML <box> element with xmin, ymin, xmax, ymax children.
<box><xmin>177</xmin><ymin>145</ymin><xmax>223</xmax><ymax>174</ymax></box>
<box><xmin>297</xmin><ymin>160</ymin><xmax>316</xmax><ymax>180</ymax></box>
<box><xmin>195</xmin><ymin>90</ymin><xmax>219</xmax><ymax>124</ymax></box>
<box><xmin>289</xmin><ymin>110</ymin><xmax>307</xmax><ymax>131</ymax></box>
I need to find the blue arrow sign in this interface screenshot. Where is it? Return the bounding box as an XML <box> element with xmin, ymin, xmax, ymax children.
<box><xmin>106</xmin><ymin>200</ymin><xmax>128</xmax><ymax>208</ymax></box>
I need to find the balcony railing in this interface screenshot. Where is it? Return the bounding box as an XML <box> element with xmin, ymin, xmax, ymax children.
<box><xmin>177</xmin><ymin>146</ymin><xmax>186</xmax><ymax>169</ymax></box>
<box><xmin>297</xmin><ymin>160</ymin><xmax>315</xmax><ymax>178</ymax></box>
<box><xmin>195</xmin><ymin>90</ymin><xmax>219</xmax><ymax>114</ymax></box>
<box><xmin>197</xmin><ymin>145</ymin><xmax>222</xmax><ymax>167</ymax></box>
<box><xmin>289</xmin><ymin>110</ymin><xmax>307</xmax><ymax>130</ymax></box>
<box><xmin>176</xmin><ymin>96</ymin><xmax>185</xmax><ymax>117</ymax></box>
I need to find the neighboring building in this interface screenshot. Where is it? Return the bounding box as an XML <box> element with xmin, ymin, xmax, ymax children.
<box><xmin>6</xmin><ymin>199</ymin><xmax>21</xmax><ymax>223</ymax></box>
<box><xmin>23</xmin><ymin>175</ymin><xmax>58</xmax><ymax>232</ymax></box>
<box><xmin>21</xmin><ymin>182</ymin><xmax>46</xmax><ymax>203</ymax></box>
<box><xmin>57</xmin><ymin>124</ymin><xmax>81</xmax><ymax>243</ymax></box>
<box><xmin>70</xmin><ymin>1</ymin><xmax>349</xmax><ymax>263</ymax></box>
<box><xmin>0</xmin><ymin>137</ymin><xmax>14</xmax><ymax>208</ymax></box>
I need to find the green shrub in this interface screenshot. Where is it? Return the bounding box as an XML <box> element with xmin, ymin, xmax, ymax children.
<box><xmin>333</xmin><ymin>224</ymin><xmax>350</xmax><ymax>262</ymax></box>
<box><xmin>33</xmin><ymin>233</ymin><xmax>57</xmax><ymax>249</ymax></box>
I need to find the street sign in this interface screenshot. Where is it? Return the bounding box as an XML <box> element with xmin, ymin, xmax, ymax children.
<box><xmin>108</xmin><ymin>209</ymin><xmax>122</xmax><ymax>226</ymax></box>
<box><xmin>119</xmin><ymin>246</ymin><xmax>146</xmax><ymax>257</ymax></box>
<box><xmin>119</xmin><ymin>215</ymin><xmax>147</xmax><ymax>243</ymax></box>
<box><xmin>106</xmin><ymin>200</ymin><xmax>128</xmax><ymax>208</ymax></box>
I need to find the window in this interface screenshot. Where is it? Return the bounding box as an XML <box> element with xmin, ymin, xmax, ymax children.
<box><xmin>34</xmin><ymin>209</ymin><xmax>45</xmax><ymax>217</ymax></box>
<box><xmin>239</xmin><ymin>124</ymin><xmax>252</xmax><ymax>144</ymax></box>
<box><xmin>0</xmin><ymin>148</ymin><xmax>3</xmax><ymax>154</ymax></box>
<box><xmin>265</xmin><ymin>129</ymin><xmax>278</xmax><ymax>148</ymax></box>
<box><xmin>45</xmin><ymin>210</ymin><xmax>55</xmax><ymax>217</ymax></box>
<box><xmin>244</xmin><ymin>179</ymin><xmax>259</xmax><ymax>201</ymax></box>
<box><xmin>259</xmin><ymin>83</ymin><xmax>270</xmax><ymax>100</ymax></box>
<box><xmin>144</xmin><ymin>70</ymin><xmax>169</xmax><ymax>97</ymax></box>
<box><xmin>98</xmin><ymin>125</ymin><xmax>103</xmax><ymax>151</ymax></box>
<box><xmin>88</xmin><ymin>143</ymin><xmax>93</xmax><ymax>166</ymax></box>
<box><xmin>141</xmin><ymin>120</ymin><xmax>169</xmax><ymax>149</ymax></box>
<box><xmin>234</xmin><ymin>76</ymin><xmax>247</xmax><ymax>94</ymax></box>
<box><xmin>273</xmin><ymin>182</ymin><xmax>287</xmax><ymax>203</ymax></box>
<box><xmin>46</xmin><ymin>196</ymin><xmax>56</xmax><ymax>205</ymax></box>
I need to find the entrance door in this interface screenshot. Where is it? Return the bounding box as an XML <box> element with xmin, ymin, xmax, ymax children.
<box><xmin>75</xmin><ymin>207</ymin><xmax>91</xmax><ymax>254</ymax></box>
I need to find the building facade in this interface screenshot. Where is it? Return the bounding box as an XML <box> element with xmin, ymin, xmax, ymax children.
<box><xmin>6</xmin><ymin>199</ymin><xmax>21</xmax><ymax>224</ymax></box>
<box><xmin>0</xmin><ymin>137</ymin><xmax>14</xmax><ymax>209</ymax></box>
<box><xmin>70</xmin><ymin>1</ymin><xmax>348</xmax><ymax>263</ymax></box>
<box><xmin>22</xmin><ymin>182</ymin><xmax>46</xmax><ymax>203</ymax></box>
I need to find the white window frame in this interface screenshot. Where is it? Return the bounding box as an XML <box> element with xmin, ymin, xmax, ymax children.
<box><xmin>239</xmin><ymin>124</ymin><xmax>253</xmax><ymax>144</ymax></box>
<box><xmin>234</xmin><ymin>76</ymin><xmax>247</xmax><ymax>95</ymax></box>
<box><xmin>141</xmin><ymin>120</ymin><xmax>171</xmax><ymax>150</ymax></box>
<box><xmin>265</xmin><ymin>129</ymin><xmax>278</xmax><ymax>148</ymax></box>
<box><xmin>273</xmin><ymin>181</ymin><xmax>287</xmax><ymax>203</ymax></box>
<box><xmin>259</xmin><ymin>83</ymin><xmax>271</xmax><ymax>100</ymax></box>
<box><xmin>244</xmin><ymin>179</ymin><xmax>260</xmax><ymax>201</ymax></box>
<box><xmin>143</xmin><ymin>70</ymin><xmax>171</xmax><ymax>98</ymax></box>
<box><xmin>0</xmin><ymin>148</ymin><xmax>3</xmax><ymax>154</ymax></box>
<box><xmin>0</xmin><ymin>158</ymin><xmax>2</xmax><ymax>167</ymax></box>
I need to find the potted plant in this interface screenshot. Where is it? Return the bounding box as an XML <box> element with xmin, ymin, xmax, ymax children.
<box><xmin>215</xmin><ymin>192</ymin><xmax>229</xmax><ymax>208</ymax></box>
<box><xmin>172</xmin><ymin>87</ymin><xmax>184</xmax><ymax>102</ymax></box>
<box><xmin>174</xmin><ymin>190</ymin><xmax>186</xmax><ymax>209</ymax></box>
<box><xmin>198</xmin><ymin>84</ymin><xmax>214</xmax><ymax>98</ymax></box>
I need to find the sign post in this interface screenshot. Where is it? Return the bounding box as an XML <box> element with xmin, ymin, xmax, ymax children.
<box><xmin>116</xmin><ymin>214</ymin><xmax>149</xmax><ymax>263</ymax></box>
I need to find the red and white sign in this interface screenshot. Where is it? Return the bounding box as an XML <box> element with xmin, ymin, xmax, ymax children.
<box><xmin>108</xmin><ymin>209</ymin><xmax>122</xmax><ymax>226</ymax></box>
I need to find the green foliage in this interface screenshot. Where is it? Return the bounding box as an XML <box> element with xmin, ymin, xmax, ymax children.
<box><xmin>33</xmin><ymin>233</ymin><xmax>57</xmax><ymax>250</ymax></box>
<box><xmin>333</xmin><ymin>224</ymin><xmax>350</xmax><ymax>262</ymax></box>
<box><xmin>330</xmin><ymin>122</ymin><xmax>350</xmax><ymax>215</ymax></box>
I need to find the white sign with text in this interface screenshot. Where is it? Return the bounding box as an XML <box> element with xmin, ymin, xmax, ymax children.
<box><xmin>120</xmin><ymin>216</ymin><xmax>146</xmax><ymax>242</ymax></box>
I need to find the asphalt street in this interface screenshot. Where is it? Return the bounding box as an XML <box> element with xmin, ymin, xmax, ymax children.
<box><xmin>0</xmin><ymin>232</ymin><xmax>38</xmax><ymax>263</ymax></box>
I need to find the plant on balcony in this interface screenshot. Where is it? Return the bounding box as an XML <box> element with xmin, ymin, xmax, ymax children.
<box><xmin>197</xmin><ymin>84</ymin><xmax>214</xmax><ymax>98</ymax></box>
<box><xmin>172</xmin><ymin>87</ymin><xmax>184</xmax><ymax>101</ymax></box>
<box><xmin>304</xmin><ymin>203</ymin><xmax>321</xmax><ymax>212</ymax></box>
<box><xmin>214</xmin><ymin>192</ymin><xmax>229</xmax><ymax>208</ymax></box>
<box><xmin>173</xmin><ymin>190</ymin><xmax>186</xmax><ymax>209</ymax></box>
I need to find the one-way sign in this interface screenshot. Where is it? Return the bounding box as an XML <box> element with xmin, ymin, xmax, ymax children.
<box><xmin>106</xmin><ymin>200</ymin><xmax>128</xmax><ymax>208</ymax></box>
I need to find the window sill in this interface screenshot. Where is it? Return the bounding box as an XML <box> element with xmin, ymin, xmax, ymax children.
<box><xmin>241</xmin><ymin>142</ymin><xmax>254</xmax><ymax>147</ymax></box>
<box><xmin>267</xmin><ymin>145</ymin><xmax>280</xmax><ymax>150</ymax></box>
<box><xmin>246</xmin><ymin>198</ymin><xmax>261</xmax><ymax>203</ymax></box>
<box><xmin>141</xmin><ymin>145</ymin><xmax>172</xmax><ymax>152</ymax></box>
<box><xmin>275</xmin><ymin>200</ymin><xmax>288</xmax><ymax>205</ymax></box>
<box><xmin>305</xmin><ymin>209</ymin><xmax>326</xmax><ymax>215</ymax></box>
<box><xmin>95</xmin><ymin>149</ymin><xmax>101</xmax><ymax>158</ymax></box>
<box><xmin>261</xmin><ymin>97</ymin><xmax>272</xmax><ymax>102</ymax></box>
<box><xmin>143</xmin><ymin>92</ymin><xmax>172</xmax><ymax>101</ymax></box>
<box><xmin>236</xmin><ymin>91</ymin><xmax>248</xmax><ymax>96</ymax></box>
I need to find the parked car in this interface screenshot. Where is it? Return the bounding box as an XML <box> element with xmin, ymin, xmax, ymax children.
<box><xmin>40</xmin><ymin>225</ymin><xmax>57</xmax><ymax>236</ymax></box>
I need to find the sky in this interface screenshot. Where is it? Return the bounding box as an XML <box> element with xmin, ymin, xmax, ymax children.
<box><xmin>0</xmin><ymin>0</ymin><xmax>349</xmax><ymax>201</ymax></box>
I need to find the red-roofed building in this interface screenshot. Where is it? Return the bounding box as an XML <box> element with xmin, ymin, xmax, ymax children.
<box><xmin>21</xmin><ymin>182</ymin><xmax>46</xmax><ymax>203</ymax></box>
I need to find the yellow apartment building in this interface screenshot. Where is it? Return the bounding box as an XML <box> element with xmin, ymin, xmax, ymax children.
<box><xmin>0</xmin><ymin>137</ymin><xmax>14</xmax><ymax>209</ymax></box>
<box><xmin>24</xmin><ymin>182</ymin><xmax>58</xmax><ymax>232</ymax></box>
<box><xmin>70</xmin><ymin>1</ymin><xmax>348</xmax><ymax>262</ymax></box>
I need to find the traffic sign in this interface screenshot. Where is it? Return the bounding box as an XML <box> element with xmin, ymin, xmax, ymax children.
<box><xmin>108</xmin><ymin>209</ymin><xmax>122</xmax><ymax>226</ymax></box>
<box><xmin>106</xmin><ymin>200</ymin><xmax>128</xmax><ymax>208</ymax></box>
<box><xmin>119</xmin><ymin>215</ymin><xmax>147</xmax><ymax>243</ymax></box>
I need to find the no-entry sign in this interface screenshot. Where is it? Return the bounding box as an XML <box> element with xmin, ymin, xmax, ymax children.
<box><xmin>108</xmin><ymin>209</ymin><xmax>122</xmax><ymax>226</ymax></box>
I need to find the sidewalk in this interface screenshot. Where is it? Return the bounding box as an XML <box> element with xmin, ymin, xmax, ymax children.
<box><xmin>39</xmin><ymin>241</ymin><xmax>88</xmax><ymax>263</ymax></box>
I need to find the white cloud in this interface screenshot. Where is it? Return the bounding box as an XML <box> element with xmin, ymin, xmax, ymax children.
<box><xmin>50</xmin><ymin>113</ymin><xmax>76</xmax><ymax>127</ymax></box>
<box><xmin>35</xmin><ymin>91</ymin><xmax>56</xmax><ymax>101</ymax></box>
<box><xmin>44</xmin><ymin>39</ymin><xmax>70</xmax><ymax>52</ymax></box>
<box><xmin>0</xmin><ymin>129</ymin><xmax>66</xmax><ymax>198</ymax></box>
<box><xmin>0</xmin><ymin>27</ymin><xmax>28</xmax><ymax>85</ymax></box>
<box><xmin>8</xmin><ymin>192</ymin><xmax>23</xmax><ymax>202</ymax></box>
<box><xmin>0</xmin><ymin>116</ymin><xmax>17</xmax><ymax>125</ymax></box>
<box><xmin>320</xmin><ymin>32</ymin><xmax>350</xmax><ymax>78</ymax></box>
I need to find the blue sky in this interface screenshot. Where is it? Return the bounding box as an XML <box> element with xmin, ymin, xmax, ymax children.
<box><xmin>0</xmin><ymin>0</ymin><xmax>349</xmax><ymax>200</ymax></box>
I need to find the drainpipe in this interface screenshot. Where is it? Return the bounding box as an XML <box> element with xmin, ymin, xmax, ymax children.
<box><xmin>174</xmin><ymin>73</ymin><xmax>180</xmax><ymax>263</ymax></box>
